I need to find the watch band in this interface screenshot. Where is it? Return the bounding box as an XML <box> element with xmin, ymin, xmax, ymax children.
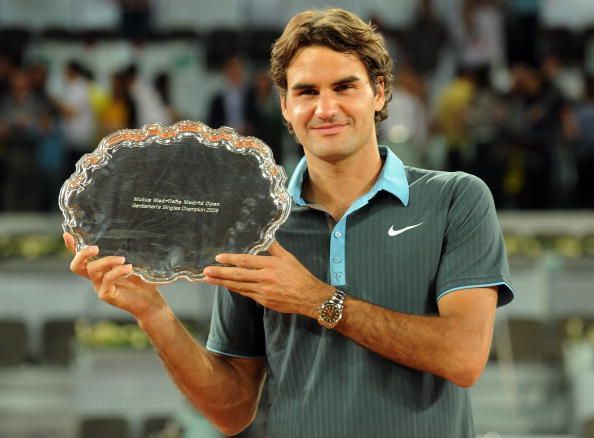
<box><xmin>326</xmin><ymin>289</ymin><xmax>346</xmax><ymax>308</ymax></box>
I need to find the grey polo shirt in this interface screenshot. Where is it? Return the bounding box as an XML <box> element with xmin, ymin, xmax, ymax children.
<box><xmin>207</xmin><ymin>146</ymin><xmax>514</xmax><ymax>438</ymax></box>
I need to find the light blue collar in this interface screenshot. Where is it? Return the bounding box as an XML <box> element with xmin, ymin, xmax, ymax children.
<box><xmin>287</xmin><ymin>146</ymin><xmax>409</xmax><ymax>207</ymax></box>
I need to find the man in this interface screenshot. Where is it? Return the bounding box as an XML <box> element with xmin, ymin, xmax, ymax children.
<box><xmin>66</xmin><ymin>8</ymin><xmax>513</xmax><ymax>437</ymax></box>
<box><xmin>207</xmin><ymin>56</ymin><xmax>254</xmax><ymax>136</ymax></box>
<box><xmin>61</xmin><ymin>60</ymin><xmax>96</xmax><ymax>178</ymax></box>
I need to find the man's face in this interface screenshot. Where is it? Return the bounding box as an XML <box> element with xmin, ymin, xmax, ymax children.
<box><xmin>280</xmin><ymin>45</ymin><xmax>385</xmax><ymax>164</ymax></box>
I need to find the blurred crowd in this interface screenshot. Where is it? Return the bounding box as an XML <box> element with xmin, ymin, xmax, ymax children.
<box><xmin>0</xmin><ymin>52</ymin><xmax>285</xmax><ymax>213</ymax></box>
<box><xmin>1</xmin><ymin>0</ymin><xmax>594</xmax><ymax>212</ymax></box>
<box><xmin>0</xmin><ymin>58</ymin><xmax>179</xmax><ymax>211</ymax></box>
<box><xmin>375</xmin><ymin>0</ymin><xmax>594</xmax><ymax>210</ymax></box>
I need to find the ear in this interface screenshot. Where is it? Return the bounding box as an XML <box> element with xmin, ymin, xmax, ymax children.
<box><xmin>374</xmin><ymin>76</ymin><xmax>386</xmax><ymax>112</ymax></box>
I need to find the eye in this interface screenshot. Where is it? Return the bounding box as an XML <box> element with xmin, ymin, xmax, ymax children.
<box><xmin>334</xmin><ymin>83</ymin><xmax>354</xmax><ymax>92</ymax></box>
<box><xmin>298</xmin><ymin>88</ymin><xmax>317</xmax><ymax>96</ymax></box>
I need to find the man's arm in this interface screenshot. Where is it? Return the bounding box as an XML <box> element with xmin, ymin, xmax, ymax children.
<box><xmin>203</xmin><ymin>242</ymin><xmax>498</xmax><ymax>388</ymax></box>
<box><xmin>65</xmin><ymin>235</ymin><xmax>265</xmax><ymax>435</ymax></box>
<box><xmin>334</xmin><ymin>287</ymin><xmax>497</xmax><ymax>387</ymax></box>
<box><xmin>137</xmin><ymin>303</ymin><xmax>266</xmax><ymax>435</ymax></box>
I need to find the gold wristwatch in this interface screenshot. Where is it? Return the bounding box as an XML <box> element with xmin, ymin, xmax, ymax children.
<box><xmin>317</xmin><ymin>289</ymin><xmax>347</xmax><ymax>329</ymax></box>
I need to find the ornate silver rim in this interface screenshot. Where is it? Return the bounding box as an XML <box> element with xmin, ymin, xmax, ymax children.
<box><xmin>59</xmin><ymin>120</ymin><xmax>292</xmax><ymax>283</ymax></box>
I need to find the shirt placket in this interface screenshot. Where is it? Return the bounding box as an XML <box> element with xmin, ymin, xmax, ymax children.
<box><xmin>329</xmin><ymin>217</ymin><xmax>347</xmax><ymax>286</ymax></box>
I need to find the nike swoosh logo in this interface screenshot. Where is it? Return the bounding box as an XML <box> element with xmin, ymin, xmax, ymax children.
<box><xmin>388</xmin><ymin>222</ymin><xmax>424</xmax><ymax>237</ymax></box>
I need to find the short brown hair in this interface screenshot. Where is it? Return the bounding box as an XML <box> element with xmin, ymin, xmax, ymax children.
<box><xmin>269</xmin><ymin>8</ymin><xmax>394</xmax><ymax>126</ymax></box>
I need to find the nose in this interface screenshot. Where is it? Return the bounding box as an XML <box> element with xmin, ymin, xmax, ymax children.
<box><xmin>314</xmin><ymin>90</ymin><xmax>338</xmax><ymax>120</ymax></box>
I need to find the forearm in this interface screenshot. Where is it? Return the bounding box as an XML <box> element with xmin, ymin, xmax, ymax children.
<box><xmin>200</xmin><ymin>244</ymin><xmax>496</xmax><ymax>387</ymax></box>
<box><xmin>136</xmin><ymin>302</ymin><xmax>265</xmax><ymax>435</ymax></box>
<box><xmin>334</xmin><ymin>296</ymin><xmax>494</xmax><ymax>387</ymax></box>
<box><xmin>64</xmin><ymin>239</ymin><xmax>264</xmax><ymax>434</ymax></box>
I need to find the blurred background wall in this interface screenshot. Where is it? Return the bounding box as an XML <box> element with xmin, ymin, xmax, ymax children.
<box><xmin>1</xmin><ymin>0</ymin><xmax>594</xmax><ymax>437</ymax></box>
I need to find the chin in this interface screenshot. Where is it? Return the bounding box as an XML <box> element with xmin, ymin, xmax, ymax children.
<box><xmin>310</xmin><ymin>145</ymin><xmax>354</xmax><ymax>163</ymax></box>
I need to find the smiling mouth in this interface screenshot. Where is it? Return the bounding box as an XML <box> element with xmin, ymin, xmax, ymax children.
<box><xmin>311</xmin><ymin>123</ymin><xmax>348</xmax><ymax>135</ymax></box>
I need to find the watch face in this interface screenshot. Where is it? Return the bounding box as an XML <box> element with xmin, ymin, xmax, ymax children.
<box><xmin>320</xmin><ymin>303</ymin><xmax>341</xmax><ymax>323</ymax></box>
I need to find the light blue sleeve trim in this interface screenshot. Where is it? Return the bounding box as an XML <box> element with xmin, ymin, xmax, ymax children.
<box><xmin>436</xmin><ymin>281</ymin><xmax>515</xmax><ymax>304</ymax></box>
<box><xmin>205</xmin><ymin>345</ymin><xmax>266</xmax><ymax>359</ymax></box>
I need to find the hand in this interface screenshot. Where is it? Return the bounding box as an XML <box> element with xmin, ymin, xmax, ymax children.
<box><xmin>64</xmin><ymin>232</ymin><xmax>165</xmax><ymax>319</ymax></box>
<box><xmin>203</xmin><ymin>241</ymin><xmax>334</xmax><ymax>319</ymax></box>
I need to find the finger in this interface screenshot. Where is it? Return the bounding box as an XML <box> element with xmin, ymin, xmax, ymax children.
<box><xmin>63</xmin><ymin>233</ymin><xmax>76</xmax><ymax>254</ymax></box>
<box><xmin>98</xmin><ymin>264</ymin><xmax>133</xmax><ymax>300</ymax></box>
<box><xmin>203</xmin><ymin>265</ymin><xmax>261</xmax><ymax>282</ymax></box>
<box><xmin>69</xmin><ymin>245</ymin><xmax>99</xmax><ymax>278</ymax></box>
<box><xmin>87</xmin><ymin>256</ymin><xmax>127</xmax><ymax>282</ymax></box>
<box><xmin>214</xmin><ymin>253</ymin><xmax>271</xmax><ymax>269</ymax></box>
<box><xmin>267</xmin><ymin>241</ymin><xmax>290</xmax><ymax>258</ymax></box>
<box><xmin>203</xmin><ymin>277</ymin><xmax>257</xmax><ymax>296</ymax></box>
<box><xmin>102</xmin><ymin>263</ymin><xmax>133</xmax><ymax>284</ymax></box>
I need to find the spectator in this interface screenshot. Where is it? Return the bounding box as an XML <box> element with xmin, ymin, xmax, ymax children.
<box><xmin>28</xmin><ymin>62</ymin><xmax>56</xmax><ymax>109</ymax></box>
<box><xmin>79</xmin><ymin>66</ymin><xmax>110</xmax><ymax>139</ymax></box>
<box><xmin>380</xmin><ymin>63</ymin><xmax>429</xmax><ymax>167</ymax></box>
<box><xmin>60</xmin><ymin>60</ymin><xmax>97</xmax><ymax>177</ymax></box>
<box><xmin>124</xmin><ymin>64</ymin><xmax>172</xmax><ymax>127</ymax></box>
<box><xmin>0</xmin><ymin>68</ymin><xmax>44</xmax><ymax>210</ymax></box>
<box><xmin>100</xmin><ymin>70</ymin><xmax>134</xmax><ymax>135</ymax></box>
<box><xmin>36</xmin><ymin>106</ymin><xmax>65</xmax><ymax>211</ymax></box>
<box><xmin>27</xmin><ymin>61</ymin><xmax>66</xmax><ymax>210</ymax></box>
<box><xmin>456</xmin><ymin>0</ymin><xmax>505</xmax><ymax>69</ymax></box>
<box><xmin>566</xmin><ymin>76</ymin><xmax>594</xmax><ymax>207</ymax></box>
<box><xmin>248</xmin><ymin>70</ymin><xmax>284</xmax><ymax>164</ymax></box>
<box><xmin>466</xmin><ymin>69</ymin><xmax>508</xmax><ymax>205</ymax></box>
<box><xmin>207</xmin><ymin>56</ymin><xmax>254</xmax><ymax>135</ymax></box>
<box><xmin>0</xmin><ymin>53</ymin><xmax>14</xmax><ymax>99</ymax></box>
<box><xmin>434</xmin><ymin>66</ymin><xmax>477</xmax><ymax>171</ymax></box>
<box><xmin>404</xmin><ymin>0</ymin><xmax>449</xmax><ymax>76</ymax></box>
<box><xmin>154</xmin><ymin>71</ymin><xmax>180</xmax><ymax>124</ymax></box>
<box><xmin>499</xmin><ymin>64</ymin><xmax>563</xmax><ymax>208</ymax></box>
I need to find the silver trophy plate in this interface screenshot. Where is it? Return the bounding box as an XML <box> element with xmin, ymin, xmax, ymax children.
<box><xmin>59</xmin><ymin>121</ymin><xmax>291</xmax><ymax>283</ymax></box>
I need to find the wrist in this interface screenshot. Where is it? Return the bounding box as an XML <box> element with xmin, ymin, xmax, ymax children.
<box><xmin>309</xmin><ymin>284</ymin><xmax>335</xmax><ymax>319</ymax></box>
<box><xmin>135</xmin><ymin>296</ymin><xmax>171</xmax><ymax>330</ymax></box>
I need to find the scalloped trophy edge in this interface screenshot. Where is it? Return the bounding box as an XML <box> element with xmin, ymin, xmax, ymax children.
<box><xmin>58</xmin><ymin>121</ymin><xmax>291</xmax><ymax>283</ymax></box>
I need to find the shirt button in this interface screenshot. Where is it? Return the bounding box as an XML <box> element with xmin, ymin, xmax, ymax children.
<box><xmin>334</xmin><ymin>231</ymin><xmax>342</xmax><ymax>238</ymax></box>
<box><xmin>333</xmin><ymin>256</ymin><xmax>342</xmax><ymax>263</ymax></box>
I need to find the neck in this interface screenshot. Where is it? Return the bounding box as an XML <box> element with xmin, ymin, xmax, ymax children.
<box><xmin>303</xmin><ymin>146</ymin><xmax>383</xmax><ymax>221</ymax></box>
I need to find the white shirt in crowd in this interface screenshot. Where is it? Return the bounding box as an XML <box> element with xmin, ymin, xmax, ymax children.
<box><xmin>63</xmin><ymin>76</ymin><xmax>96</xmax><ymax>150</ymax></box>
